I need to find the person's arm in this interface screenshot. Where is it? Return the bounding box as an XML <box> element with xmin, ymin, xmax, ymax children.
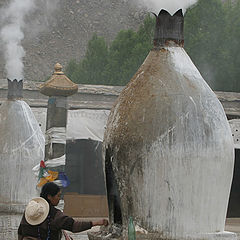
<box><xmin>54</xmin><ymin>209</ymin><xmax>108</xmax><ymax>233</ymax></box>
<box><xmin>71</xmin><ymin>220</ymin><xmax>93</xmax><ymax>233</ymax></box>
<box><xmin>54</xmin><ymin>209</ymin><xmax>92</xmax><ymax>233</ymax></box>
<box><xmin>72</xmin><ymin>219</ymin><xmax>108</xmax><ymax>233</ymax></box>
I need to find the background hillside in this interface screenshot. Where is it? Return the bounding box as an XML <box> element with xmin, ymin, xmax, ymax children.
<box><xmin>0</xmin><ymin>0</ymin><xmax>239</xmax><ymax>92</ymax></box>
<box><xmin>0</xmin><ymin>0</ymin><xmax>146</xmax><ymax>81</ymax></box>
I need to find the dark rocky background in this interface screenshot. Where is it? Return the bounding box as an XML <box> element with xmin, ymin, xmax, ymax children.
<box><xmin>0</xmin><ymin>0</ymin><xmax>147</xmax><ymax>81</ymax></box>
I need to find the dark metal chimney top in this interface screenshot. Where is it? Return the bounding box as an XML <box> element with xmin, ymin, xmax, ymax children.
<box><xmin>153</xmin><ymin>9</ymin><xmax>184</xmax><ymax>48</ymax></box>
<box><xmin>7</xmin><ymin>79</ymin><xmax>23</xmax><ymax>100</ymax></box>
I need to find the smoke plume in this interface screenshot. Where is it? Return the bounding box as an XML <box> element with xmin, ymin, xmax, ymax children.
<box><xmin>0</xmin><ymin>0</ymin><xmax>36</xmax><ymax>80</ymax></box>
<box><xmin>0</xmin><ymin>0</ymin><xmax>59</xmax><ymax>81</ymax></box>
<box><xmin>137</xmin><ymin>0</ymin><xmax>198</xmax><ymax>15</ymax></box>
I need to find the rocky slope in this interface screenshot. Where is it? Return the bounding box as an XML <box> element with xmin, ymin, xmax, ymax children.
<box><xmin>0</xmin><ymin>0</ymin><xmax>146</xmax><ymax>81</ymax></box>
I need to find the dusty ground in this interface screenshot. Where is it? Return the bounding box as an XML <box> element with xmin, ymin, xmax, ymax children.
<box><xmin>225</xmin><ymin>218</ymin><xmax>240</xmax><ymax>235</ymax></box>
<box><xmin>0</xmin><ymin>215</ymin><xmax>240</xmax><ymax>240</ymax></box>
<box><xmin>68</xmin><ymin>218</ymin><xmax>240</xmax><ymax>240</ymax></box>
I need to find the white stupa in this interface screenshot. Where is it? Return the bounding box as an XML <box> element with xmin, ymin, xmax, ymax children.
<box><xmin>0</xmin><ymin>79</ymin><xmax>44</xmax><ymax>239</ymax></box>
<box><xmin>103</xmin><ymin>10</ymin><xmax>236</xmax><ymax>240</ymax></box>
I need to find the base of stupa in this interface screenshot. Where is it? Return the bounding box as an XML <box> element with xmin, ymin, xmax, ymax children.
<box><xmin>0</xmin><ymin>202</ymin><xmax>26</xmax><ymax>214</ymax></box>
<box><xmin>187</xmin><ymin>231</ymin><xmax>237</xmax><ymax>240</ymax></box>
<box><xmin>0</xmin><ymin>213</ymin><xmax>22</xmax><ymax>240</ymax></box>
<box><xmin>88</xmin><ymin>229</ymin><xmax>237</xmax><ymax>240</ymax></box>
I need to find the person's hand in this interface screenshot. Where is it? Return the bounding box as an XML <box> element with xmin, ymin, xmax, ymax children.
<box><xmin>102</xmin><ymin>219</ymin><xmax>108</xmax><ymax>226</ymax></box>
<box><xmin>92</xmin><ymin>219</ymin><xmax>108</xmax><ymax>226</ymax></box>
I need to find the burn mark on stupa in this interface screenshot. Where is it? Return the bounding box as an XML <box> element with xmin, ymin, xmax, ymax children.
<box><xmin>105</xmin><ymin>147</ymin><xmax>122</xmax><ymax>225</ymax></box>
<box><xmin>152</xmin><ymin>9</ymin><xmax>184</xmax><ymax>48</ymax></box>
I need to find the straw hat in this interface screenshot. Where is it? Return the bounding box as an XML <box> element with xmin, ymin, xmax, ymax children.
<box><xmin>25</xmin><ymin>197</ymin><xmax>49</xmax><ymax>225</ymax></box>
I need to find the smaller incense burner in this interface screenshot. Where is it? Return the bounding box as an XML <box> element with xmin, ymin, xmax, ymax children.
<box><xmin>7</xmin><ymin>78</ymin><xmax>23</xmax><ymax>100</ymax></box>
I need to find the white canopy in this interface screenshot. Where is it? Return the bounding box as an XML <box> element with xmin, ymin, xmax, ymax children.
<box><xmin>67</xmin><ymin>109</ymin><xmax>110</xmax><ymax>142</ymax></box>
<box><xmin>31</xmin><ymin>108</ymin><xmax>110</xmax><ymax>142</ymax></box>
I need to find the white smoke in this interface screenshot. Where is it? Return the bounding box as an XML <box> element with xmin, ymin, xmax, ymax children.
<box><xmin>0</xmin><ymin>0</ymin><xmax>59</xmax><ymax>81</ymax></box>
<box><xmin>137</xmin><ymin>0</ymin><xmax>198</xmax><ymax>15</ymax></box>
<box><xmin>0</xmin><ymin>0</ymin><xmax>36</xmax><ymax>80</ymax></box>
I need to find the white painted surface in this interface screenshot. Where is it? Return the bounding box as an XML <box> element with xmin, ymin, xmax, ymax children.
<box><xmin>139</xmin><ymin>48</ymin><xmax>235</xmax><ymax>238</ymax></box>
<box><xmin>0</xmin><ymin>100</ymin><xmax>44</xmax><ymax>211</ymax></box>
<box><xmin>31</xmin><ymin>107</ymin><xmax>47</xmax><ymax>135</ymax></box>
<box><xmin>104</xmin><ymin>47</ymin><xmax>235</xmax><ymax>239</ymax></box>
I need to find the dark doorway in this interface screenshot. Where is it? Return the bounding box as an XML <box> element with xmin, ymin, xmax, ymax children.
<box><xmin>64</xmin><ymin>139</ymin><xmax>106</xmax><ymax>195</ymax></box>
<box><xmin>227</xmin><ymin>149</ymin><xmax>240</xmax><ymax>217</ymax></box>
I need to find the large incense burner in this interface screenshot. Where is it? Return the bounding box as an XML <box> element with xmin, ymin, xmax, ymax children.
<box><xmin>98</xmin><ymin>9</ymin><xmax>236</xmax><ymax>240</ymax></box>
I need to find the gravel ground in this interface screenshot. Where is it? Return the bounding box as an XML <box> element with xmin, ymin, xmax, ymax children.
<box><xmin>1</xmin><ymin>214</ymin><xmax>240</xmax><ymax>240</ymax></box>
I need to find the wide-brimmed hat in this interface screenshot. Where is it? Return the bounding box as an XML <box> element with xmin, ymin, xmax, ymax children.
<box><xmin>25</xmin><ymin>197</ymin><xmax>49</xmax><ymax>225</ymax></box>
